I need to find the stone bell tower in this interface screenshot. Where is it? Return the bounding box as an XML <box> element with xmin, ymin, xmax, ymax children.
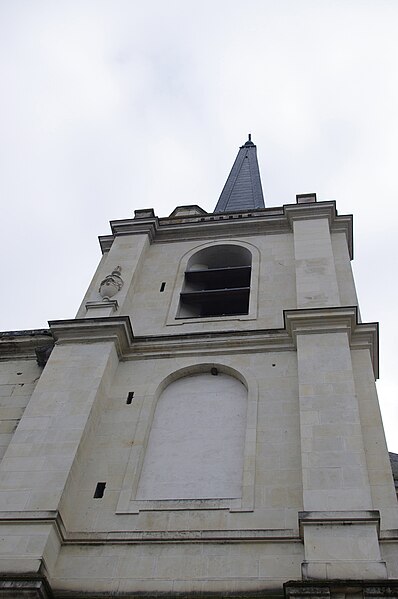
<box><xmin>0</xmin><ymin>137</ymin><xmax>397</xmax><ymax>599</ymax></box>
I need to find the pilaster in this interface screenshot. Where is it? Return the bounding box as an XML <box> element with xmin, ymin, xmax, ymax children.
<box><xmin>286</xmin><ymin>204</ymin><xmax>341</xmax><ymax>308</ymax></box>
<box><xmin>0</xmin><ymin>319</ymin><xmax>127</xmax><ymax>581</ymax></box>
<box><xmin>285</xmin><ymin>308</ymin><xmax>386</xmax><ymax>580</ymax></box>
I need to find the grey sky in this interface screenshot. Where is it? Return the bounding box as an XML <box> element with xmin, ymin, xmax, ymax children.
<box><xmin>1</xmin><ymin>0</ymin><xmax>397</xmax><ymax>449</ymax></box>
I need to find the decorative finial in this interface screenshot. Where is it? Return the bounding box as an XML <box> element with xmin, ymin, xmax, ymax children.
<box><xmin>248</xmin><ymin>133</ymin><xmax>251</xmax><ymax>142</ymax></box>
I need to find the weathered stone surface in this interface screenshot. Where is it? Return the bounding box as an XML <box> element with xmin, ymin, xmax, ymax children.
<box><xmin>0</xmin><ymin>145</ymin><xmax>396</xmax><ymax>597</ymax></box>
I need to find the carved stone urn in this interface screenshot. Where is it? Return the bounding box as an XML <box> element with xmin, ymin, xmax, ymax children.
<box><xmin>99</xmin><ymin>266</ymin><xmax>124</xmax><ymax>300</ymax></box>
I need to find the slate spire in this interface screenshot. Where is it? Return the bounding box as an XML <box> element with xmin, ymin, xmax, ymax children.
<box><xmin>214</xmin><ymin>135</ymin><xmax>265</xmax><ymax>213</ymax></box>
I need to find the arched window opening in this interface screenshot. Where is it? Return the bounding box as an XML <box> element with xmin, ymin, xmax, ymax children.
<box><xmin>177</xmin><ymin>245</ymin><xmax>252</xmax><ymax>318</ymax></box>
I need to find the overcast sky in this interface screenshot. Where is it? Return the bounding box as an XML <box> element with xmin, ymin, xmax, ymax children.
<box><xmin>1</xmin><ymin>0</ymin><xmax>397</xmax><ymax>450</ymax></box>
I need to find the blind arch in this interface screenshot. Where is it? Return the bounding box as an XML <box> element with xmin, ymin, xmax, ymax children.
<box><xmin>136</xmin><ymin>370</ymin><xmax>248</xmax><ymax>500</ymax></box>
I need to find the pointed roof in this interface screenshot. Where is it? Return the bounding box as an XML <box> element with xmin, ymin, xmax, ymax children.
<box><xmin>214</xmin><ymin>135</ymin><xmax>265</xmax><ymax>213</ymax></box>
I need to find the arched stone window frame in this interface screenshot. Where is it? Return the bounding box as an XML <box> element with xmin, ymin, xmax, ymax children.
<box><xmin>116</xmin><ymin>363</ymin><xmax>258</xmax><ymax>514</ymax></box>
<box><xmin>165</xmin><ymin>240</ymin><xmax>260</xmax><ymax>326</ymax></box>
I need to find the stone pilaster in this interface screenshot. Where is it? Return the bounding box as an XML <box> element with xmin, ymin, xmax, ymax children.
<box><xmin>285</xmin><ymin>308</ymin><xmax>386</xmax><ymax>580</ymax></box>
<box><xmin>289</xmin><ymin>208</ymin><xmax>340</xmax><ymax>309</ymax></box>
<box><xmin>0</xmin><ymin>319</ymin><xmax>131</xmax><ymax>582</ymax></box>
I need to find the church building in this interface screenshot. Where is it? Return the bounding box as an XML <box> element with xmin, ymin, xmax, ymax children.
<box><xmin>0</xmin><ymin>137</ymin><xmax>398</xmax><ymax>599</ymax></box>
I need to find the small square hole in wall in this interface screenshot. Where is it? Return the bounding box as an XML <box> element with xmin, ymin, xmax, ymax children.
<box><xmin>94</xmin><ymin>482</ymin><xmax>106</xmax><ymax>499</ymax></box>
<box><xmin>126</xmin><ymin>392</ymin><xmax>134</xmax><ymax>405</ymax></box>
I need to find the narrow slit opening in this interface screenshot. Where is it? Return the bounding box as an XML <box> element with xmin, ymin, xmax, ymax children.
<box><xmin>160</xmin><ymin>282</ymin><xmax>166</xmax><ymax>292</ymax></box>
<box><xmin>94</xmin><ymin>482</ymin><xmax>106</xmax><ymax>499</ymax></box>
<box><xmin>126</xmin><ymin>392</ymin><xmax>134</xmax><ymax>405</ymax></box>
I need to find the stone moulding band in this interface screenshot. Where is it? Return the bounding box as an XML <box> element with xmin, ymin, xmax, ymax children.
<box><xmin>3</xmin><ymin>577</ymin><xmax>398</xmax><ymax>599</ymax></box>
<box><xmin>84</xmin><ymin>299</ymin><xmax>119</xmax><ymax>312</ymax></box>
<box><xmin>0</xmin><ymin>511</ymin><xmax>301</xmax><ymax>544</ymax></box>
<box><xmin>48</xmin><ymin>316</ymin><xmax>134</xmax><ymax>358</ymax></box>
<box><xmin>0</xmin><ymin>330</ymin><xmax>54</xmax><ymax>361</ymax></box>
<box><xmin>1</xmin><ymin>308</ymin><xmax>378</xmax><ymax>377</ymax></box>
<box><xmin>47</xmin><ymin>306</ymin><xmax>378</xmax><ymax>378</ymax></box>
<box><xmin>298</xmin><ymin>510</ymin><xmax>382</xmax><ymax>538</ymax></box>
<box><xmin>284</xmin><ymin>580</ymin><xmax>398</xmax><ymax>599</ymax></box>
<box><xmin>99</xmin><ymin>200</ymin><xmax>353</xmax><ymax>260</ymax></box>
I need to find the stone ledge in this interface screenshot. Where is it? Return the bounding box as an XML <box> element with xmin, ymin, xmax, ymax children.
<box><xmin>0</xmin><ymin>331</ymin><xmax>53</xmax><ymax>361</ymax></box>
<box><xmin>48</xmin><ymin>317</ymin><xmax>134</xmax><ymax>358</ymax></box>
<box><xmin>0</xmin><ymin>512</ymin><xmax>300</xmax><ymax>544</ymax></box>
<box><xmin>98</xmin><ymin>201</ymin><xmax>353</xmax><ymax>259</ymax></box>
<box><xmin>299</xmin><ymin>510</ymin><xmax>381</xmax><ymax>532</ymax></box>
<box><xmin>301</xmin><ymin>561</ymin><xmax>388</xmax><ymax>582</ymax></box>
<box><xmin>45</xmin><ymin>309</ymin><xmax>379</xmax><ymax>378</ymax></box>
<box><xmin>285</xmin><ymin>580</ymin><xmax>398</xmax><ymax>599</ymax></box>
<box><xmin>3</xmin><ymin>308</ymin><xmax>377</xmax><ymax>378</ymax></box>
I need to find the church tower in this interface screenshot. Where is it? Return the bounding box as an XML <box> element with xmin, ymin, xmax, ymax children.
<box><xmin>0</xmin><ymin>138</ymin><xmax>398</xmax><ymax>599</ymax></box>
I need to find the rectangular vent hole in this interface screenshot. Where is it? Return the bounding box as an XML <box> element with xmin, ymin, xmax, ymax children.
<box><xmin>126</xmin><ymin>392</ymin><xmax>134</xmax><ymax>405</ymax></box>
<box><xmin>160</xmin><ymin>282</ymin><xmax>166</xmax><ymax>292</ymax></box>
<box><xmin>94</xmin><ymin>482</ymin><xmax>106</xmax><ymax>499</ymax></box>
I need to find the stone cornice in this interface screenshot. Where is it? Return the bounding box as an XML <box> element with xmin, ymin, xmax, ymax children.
<box><xmin>284</xmin><ymin>306</ymin><xmax>379</xmax><ymax>378</ymax></box>
<box><xmin>124</xmin><ymin>328</ymin><xmax>295</xmax><ymax>358</ymax></box>
<box><xmin>284</xmin><ymin>580</ymin><xmax>398</xmax><ymax>599</ymax></box>
<box><xmin>48</xmin><ymin>317</ymin><xmax>134</xmax><ymax>359</ymax></box>
<box><xmin>98</xmin><ymin>201</ymin><xmax>353</xmax><ymax>259</ymax></box>
<box><xmin>0</xmin><ymin>511</ymin><xmax>299</xmax><ymax>544</ymax></box>
<box><xmin>2</xmin><ymin>510</ymin><xmax>398</xmax><ymax>545</ymax></box>
<box><xmin>2</xmin><ymin>308</ymin><xmax>378</xmax><ymax>378</ymax></box>
<box><xmin>0</xmin><ymin>330</ymin><xmax>53</xmax><ymax>361</ymax></box>
<box><xmin>49</xmin><ymin>317</ymin><xmax>295</xmax><ymax>358</ymax></box>
<box><xmin>298</xmin><ymin>510</ymin><xmax>381</xmax><ymax>538</ymax></box>
<box><xmin>46</xmin><ymin>308</ymin><xmax>378</xmax><ymax>378</ymax></box>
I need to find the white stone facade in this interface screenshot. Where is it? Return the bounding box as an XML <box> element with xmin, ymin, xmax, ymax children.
<box><xmin>0</xmin><ymin>197</ymin><xmax>397</xmax><ymax>599</ymax></box>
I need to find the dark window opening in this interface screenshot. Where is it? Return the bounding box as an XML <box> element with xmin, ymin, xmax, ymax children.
<box><xmin>126</xmin><ymin>392</ymin><xmax>134</xmax><ymax>405</ymax></box>
<box><xmin>177</xmin><ymin>245</ymin><xmax>252</xmax><ymax>319</ymax></box>
<box><xmin>160</xmin><ymin>282</ymin><xmax>166</xmax><ymax>292</ymax></box>
<box><xmin>94</xmin><ymin>482</ymin><xmax>106</xmax><ymax>498</ymax></box>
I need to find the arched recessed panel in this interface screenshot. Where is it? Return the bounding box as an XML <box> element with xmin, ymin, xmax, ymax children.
<box><xmin>136</xmin><ymin>372</ymin><xmax>247</xmax><ymax>500</ymax></box>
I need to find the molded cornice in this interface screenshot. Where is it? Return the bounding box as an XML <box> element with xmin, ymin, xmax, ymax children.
<box><xmin>49</xmin><ymin>317</ymin><xmax>294</xmax><ymax>358</ymax></box>
<box><xmin>47</xmin><ymin>306</ymin><xmax>378</xmax><ymax>378</ymax></box>
<box><xmin>48</xmin><ymin>317</ymin><xmax>134</xmax><ymax>358</ymax></box>
<box><xmin>99</xmin><ymin>201</ymin><xmax>353</xmax><ymax>259</ymax></box>
<box><xmin>298</xmin><ymin>510</ymin><xmax>381</xmax><ymax>538</ymax></box>
<box><xmin>0</xmin><ymin>509</ymin><xmax>397</xmax><ymax>545</ymax></box>
<box><xmin>0</xmin><ymin>330</ymin><xmax>53</xmax><ymax>361</ymax></box>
